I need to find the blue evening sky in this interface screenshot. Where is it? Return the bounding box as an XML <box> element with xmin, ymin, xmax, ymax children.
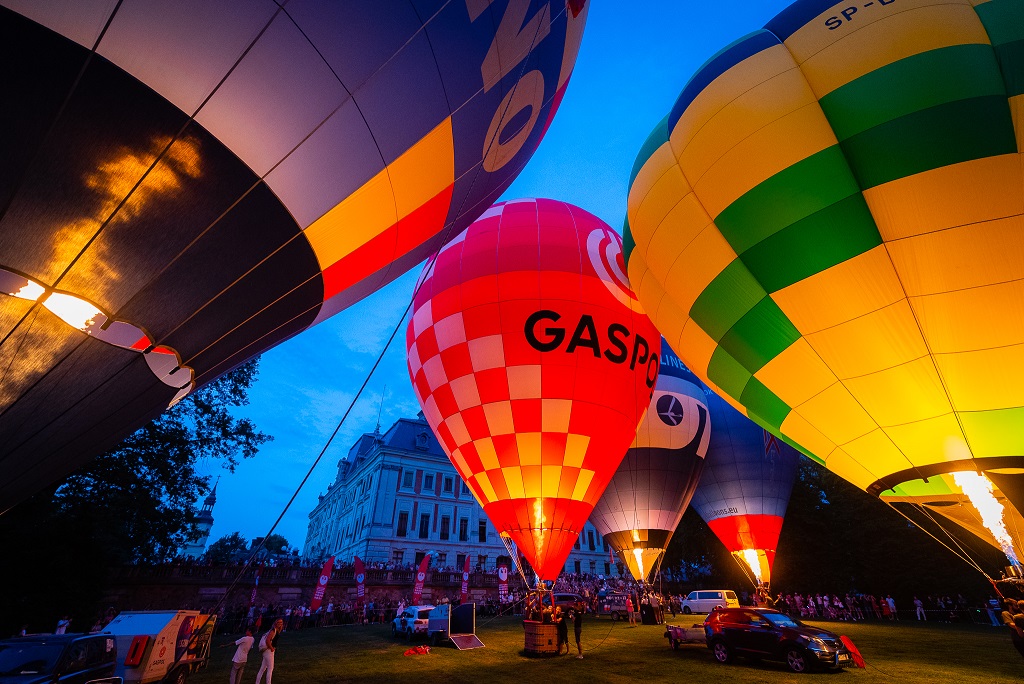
<box><xmin>202</xmin><ymin>1</ymin><xmax>793</xmax><ymax>549</ymax></box>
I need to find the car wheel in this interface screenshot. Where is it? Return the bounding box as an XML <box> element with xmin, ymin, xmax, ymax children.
<box><xmin>170</xmin><ymin>669</ymin><xmax>187</xmax><ymax>684</ymax></box>
<box><xmin>406</xmin><ymin>628</ymin><xmax>413</xmax><ymax>641</ymax></box>
<box><xmin>682</xmin><ymin>606</ymin><xmax>691</xmax><ymax>615</ymax></box>
<box><xmin>670</xmin><ymin>638</ymin><xmax>679</xmax><ymax>650</ymax></box>
<box><xmin>711</xmin><ymin>640</ymin><xmax>733</xmax><ymax>664</ymax></box>
<box><xmin>611</xmin><ymin>611</ymin><xmax>620</xmax><ymax>622</ymax></box>
<box><xmin>786</xmin><ymin>647</ymin><xmax>810</xmax><ymax>673</ymax></box>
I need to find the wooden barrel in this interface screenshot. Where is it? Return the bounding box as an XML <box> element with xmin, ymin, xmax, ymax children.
<box><xmin>523</xmin><ymin>621</ymin><xmax>559</xmax><ymax>655</ymax></box>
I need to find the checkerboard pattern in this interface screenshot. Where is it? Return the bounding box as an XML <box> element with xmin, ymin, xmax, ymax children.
<box><xmin>406</xmin><ymin>198</ymin><xmax>659</xmax><ymax>579</ymax></box>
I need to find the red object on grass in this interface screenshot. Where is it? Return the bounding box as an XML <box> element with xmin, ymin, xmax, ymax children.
<box><xmin>840</xmin><ymin>635</ymin><xmax>866</xmax><ymax>668</ymax></box>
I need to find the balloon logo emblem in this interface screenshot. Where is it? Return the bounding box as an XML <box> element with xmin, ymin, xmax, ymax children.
<box><xmin>656</xmin><ymin>394</ymin><xmax>684</xmax><ymax>426</ymax></box>
<box><xmin>356</xmin><ymin>574</ymin><xmax>364</xmax><ymax>583</ymax></box>
<box><xmin>319</xmin><ymin>576</ymin><xmax>328</xmax><ymax>586</ymax></box>
<box><xmin>586</xmin><ymin>228</ymin><xmax>641</xmax><ymax>309</ymax></box>
<box><xmin>417</xmin><ymin>572</ymin><xmax>425</xmax><ymax>582</ymax></box>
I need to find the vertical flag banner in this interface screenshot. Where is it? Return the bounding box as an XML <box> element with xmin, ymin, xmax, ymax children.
<box><xmin>497</xmin><ymin>564</ymin><xmax>509</xmax><ymax>602</ymax></box>
<box><xmin>412</xmin><ymin>555</ymin><xmax>431</xmax><ymax>605</ymax></box>
<box><xmin>460</xmin><ymin>555</ymin><xmax>471</xmax><ymax>604</ymax></box>
<box><xmin>354</xmin><ymin>556</ymin><xmax>366</xmax><ymax>603</ymax></box>
<box><xmin>310</xmin><ymin>556</ymin><xmax>335</xmax><ymax>611</ymax></box>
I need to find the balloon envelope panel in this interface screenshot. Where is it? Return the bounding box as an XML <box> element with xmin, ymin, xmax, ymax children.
<box><xmin>406</xmin><ymin>198</ymin><xmax>660</xmax><ymax>579</ymax></box>
<box><xmin>624</xmin><ymin>0</ymin><xmax>1024</xmax><ymax>499</ymax></box>
<box><xmin>590</xmin><ymin>341</ymin><xmax>710</xmax><ymax>581</ymax></box>
<box><xmin>691</xmin><ymin>390</ymin><xmax>801</xmax><ymax>583</ymax></box>
<box><xmin>0</xmin><ymin>1</ymin><xmax>587</xmax><ymax>508</ymax></box>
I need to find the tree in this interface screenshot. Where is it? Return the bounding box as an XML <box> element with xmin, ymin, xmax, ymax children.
<box><xmin>263</xmin><ymin>533</ymin><xmax>290</xmax><ymax>556</ymax></box>
<box><xmin>207</xmin><ymin>532</ymin><xmax>249</xmax><ymax>563</ymax></box>
<box><xmin>0</xmin><ymin>357</ymin><xmax>271</xmax><ymax>634</ymax></box>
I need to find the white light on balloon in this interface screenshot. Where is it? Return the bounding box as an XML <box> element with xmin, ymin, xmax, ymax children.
<box><xmin>42</xmin><ymin>292</ymin><xmax>102</xmax><ymax>330</ymax></box>
<box><xmin>952</xmin><ymin>471</ymin><xmax>1022</xmax><ymax>571</ymax></box>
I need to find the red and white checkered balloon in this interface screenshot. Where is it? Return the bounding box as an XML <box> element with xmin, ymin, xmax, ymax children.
<box><xmin>406</xmin><ymin>198</ymin><xmax>659</xmax><ymax>579</ymax></box>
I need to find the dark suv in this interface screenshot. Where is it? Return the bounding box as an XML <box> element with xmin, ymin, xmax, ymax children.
<box><xmin>704</xmin><ymin>608</ymin><xmax>854</xmax><ymax>673</ymax></box>
<box><xmin>0</xmin><ymin>634</ymin><xmax>119</xmax><ymax>684</ymax></box>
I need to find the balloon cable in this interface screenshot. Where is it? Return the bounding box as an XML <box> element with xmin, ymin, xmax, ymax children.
<box><xmin>884</xmin><ymin>501</ymin><xmax>987</xmax><ymax>577</ymax></box>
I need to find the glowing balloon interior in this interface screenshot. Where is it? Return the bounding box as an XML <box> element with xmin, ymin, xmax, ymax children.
<box><xmin>590</xmin><ymin>341</ymin><xmax>710</xmax><ymax>582</ymax></box>
<box><xmin>624</xmin><ymin>0</ymin><xmax>1024</xmax><ymax>517</ymax></box>
<box><xmin>406</xmin><ymin>198</ymin><xmax>659</xmax><ymax>579</ymax></box>
<box><xmin>0</xmin><ymin>1</ymin><xmax>587</xmax><ymax>509</ymax></box>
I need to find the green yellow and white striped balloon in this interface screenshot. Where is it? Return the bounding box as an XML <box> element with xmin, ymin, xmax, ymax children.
<box><xmin>624</xmin><ymin>0</ymin><xmax>1024</xmax><ymax>527</ymax></box>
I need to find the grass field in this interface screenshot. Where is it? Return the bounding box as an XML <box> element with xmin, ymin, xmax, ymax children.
<box><xmin>192</xmin><ymin>616</ymin><xmax>1022</xmax><ymax>683</ymax></box>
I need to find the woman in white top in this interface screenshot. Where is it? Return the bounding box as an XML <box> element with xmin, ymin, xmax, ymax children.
<box><xmin>255</xmin><ymin>619</ymin><xmax>284</xmax><ymax>684</ymax></box>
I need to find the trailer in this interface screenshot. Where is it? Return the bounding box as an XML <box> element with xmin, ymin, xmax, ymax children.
<box><xmin>104</xmin><ymin>611</ymin><xmax>216</xmax><ymax>684</ymax></box>
<box><xmin>427</xmin><ymin>603</ymin><xmax>484</xmax><ymax>650</ymax></box>
<box><xmin>664</xmin><ymin>622</ymin><xmax>707</xmax><ymax>649</ymax></box>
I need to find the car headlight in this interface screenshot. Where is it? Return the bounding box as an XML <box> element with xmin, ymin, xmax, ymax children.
<box><xmin>799</xmin><ymin>635</ymin><xmax>829</xmax><ymax>651</ymax></box>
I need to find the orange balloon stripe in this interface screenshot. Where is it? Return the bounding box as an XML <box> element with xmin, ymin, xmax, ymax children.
<box><xmin>321</xmin><ymin>184</ymin><xmax>454</xmax><ymax>300</ymax></box>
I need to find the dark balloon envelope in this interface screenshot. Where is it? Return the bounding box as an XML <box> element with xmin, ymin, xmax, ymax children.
<box><xmin>691</xmin><ymin>390</ymin><xmax>800</xmax><ymax>586</ymax></box>
<box><xmin>0</xmin><ymin>1</ymin><xmax>588</xmax><ymax>510</ymax></box>
<box><xmin>590</xmin><ymin>341</ymin><xmax>710</xmax><ymax>581</ymax></box>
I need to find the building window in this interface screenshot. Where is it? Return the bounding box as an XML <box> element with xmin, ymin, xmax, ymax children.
<box><xmin>478</xmin><ymin>519</ymin><xmax>487</xmax><ymax>543</ymax></box>
<box><xmin>456</xmin><ymin>553</ymin><xmax>466</xmax><ymax>570</ymax></box>
<box><xmin>462</xmin><ymin>481</ymin><xmax>471</xmax><ymax>496</ymax></box>
<box><xmin>587</xmin><ymin>530</ymin><xmax>595</xmax><ymax>551</ymax></box>
<box><xmin>437</xmin><ymin>552</ymin><xmax>447</xmax><ymax>566</ymax></box>
<box><xmin>393</xmin><ymin>550</ymin><xmax>404</xmax><ymax>565</ymax></box>
<box><xmin>477</xmin><ymin>555</ymin><xmax>487</xmax><ymax>570</ymax></box>
<box><xmin>419</xmin><ymin>514</ymin><xmax>430</xmax><ymax>539</ymax></box>
<box><xmin>440</xmin><ymin>516</ymin><xmax>450</xmax><ymax>541</ymax></box>
<box><xmin>589</xmin><ymin>561</ymin><xmax>596</xmax><ymax>574</ymax></box>
<box><xmin>443</xmin><ymin>476</ymin><xmax>453</xmax><ymax>493</ymax></box>
<box><xmin>574</xmin><ymin>537</ymin><xmax>580</xmax><ymax>550</ymax></box>
<box><xmin>416</xmin><ymin>432</ymin><xmax>429</xmax><ymax>450</ymax></box>
<box><xmin>574</xmin><ymin>560</ymin><xmax>581</xmax><ymax>574</ymax></box>
<box><xmin>415</xmin><ymin>551</ymin><xmax>426</xmax><ymax>565</ymax></box>
<box><xmin>424</xmin><ymin>474</ymin><xmax>435</xmax><ymax>490</ymax></box>
<box><xmin>604</xmin><ymin>562</ymin><xmax>611</xmax><ymax>576</ymax></box>
<box><xmin>459</xmin><ymin>518</ymin><xmax>469</xmax><ymax>542</ymax></box>
<box><xmin>402</xmin><ymin>471</ymin><xmax>414</xmax><ymax>488</ymax></box>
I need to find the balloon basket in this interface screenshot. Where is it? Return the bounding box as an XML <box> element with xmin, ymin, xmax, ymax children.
<box><xmin>522</xmin><ymin>621</ymin><xmax>559</xmax><ymax>657</ymax></box>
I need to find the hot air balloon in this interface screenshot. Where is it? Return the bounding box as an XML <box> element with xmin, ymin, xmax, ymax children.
<box><xmin>0</xmin><ymin>0</ymin><xmax>588</xmax><ymax>510</ymax></box>
<box><xmin>590</xmin><ymin>341</ymin><xmax>710</xmax><ymax>582</ymax></box>
<box><xmin>405</xmin><ymin>198</ymin><xmax>660</xmax><ymax>580</ymax></box>
<box><xmin>691</xmin><ymin>390</ymin><xmax>800</xmax><ymax>587</ymax></box>
<box><xmin>624</xmin><ymin>0</ymin><xmax>1024</xmax><ymax>571</ymax></box>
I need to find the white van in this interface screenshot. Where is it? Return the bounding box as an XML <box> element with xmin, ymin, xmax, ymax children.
<box><xmin>678</xmin><ymin>589</ymin><xmax>739</xmax><ymax>614</ymax></box>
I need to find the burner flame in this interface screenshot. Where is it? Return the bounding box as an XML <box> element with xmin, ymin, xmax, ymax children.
<box><xmin>952</xmin><ymin>471</ymin><xmax>1022</xmax><ymax>572</ymax></box>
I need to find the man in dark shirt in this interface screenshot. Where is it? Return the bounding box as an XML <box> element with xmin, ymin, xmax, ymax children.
<box><xmin>571</xmin><ymin>602</ymin><xmax>584</xmax><ymax>659</ymax></box>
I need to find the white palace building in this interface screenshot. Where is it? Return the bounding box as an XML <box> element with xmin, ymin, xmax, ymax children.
<box><xmin>302</xmin><ymin>413</ymin><xmax>615</xmax><ymax>576</ymax></box>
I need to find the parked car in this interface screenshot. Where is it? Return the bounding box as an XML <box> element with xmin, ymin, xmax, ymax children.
<box><xmin>552</xmin><ymin>593</ymin><xmax>584</xmax><ymax>609</ymax></box>
<box><xmin>704</xmin><ymin>608</ymin><xmax>855</xmax><ymax>673</ymax></box>
<box><xmin>679</xmin><ymin>589</ymin><xmax>739</xmax><ymax>614</ymax></box>
<box><xmin>392</xmin><ymin>606</ymin><xmax>434</xmax><ymax>640</ymax></box>
<box><xmin>0</xmin><ymin>633</ymin><xmax>119</xmax><ymax>684</ymax></box>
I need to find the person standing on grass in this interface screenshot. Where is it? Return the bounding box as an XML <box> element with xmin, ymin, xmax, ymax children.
<box><xmin>914</xmin><ymin>596</ymin><xmax>926</xmax><ymax>621</ymax></box>
<box><xmin>571</xmin><ymin>603</ymin><xmax>584</xmax><ymax>659</ymax></box>
<box><xmin>554</xmin><ymin>607</ymin><xmax>569</xmax><ymax>655</ymax></box>
<box><xmin>255</xmin><ymin>619</ymin><xmax>284</xmax><ymax>684</ymax></box>
<box><xmin>626</xmin><ymin>595</ymin><xmax>636</xmax><ymax>627</ymax></box>
<box><xmin>886</xmin><ymin>595</ymin><xmax>897</xmax><ymax>620</ymax></box>
<box><xmin>220</xmin><ymin>628</ymin><xmax>253</xmax><ymax>684</ymax></box>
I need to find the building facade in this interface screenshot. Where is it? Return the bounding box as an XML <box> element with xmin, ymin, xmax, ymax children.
<box><xmin>302</xmin><ymin>414</ymin><xmax>617</xmax><ymax>577</ymax></box>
